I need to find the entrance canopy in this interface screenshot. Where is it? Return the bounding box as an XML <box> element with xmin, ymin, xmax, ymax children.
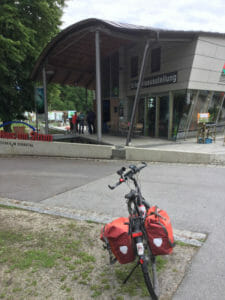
<box><xmin>31</xmin><ymin>18</ymin><xmax>197</xmax><ymax>88</ymax></box>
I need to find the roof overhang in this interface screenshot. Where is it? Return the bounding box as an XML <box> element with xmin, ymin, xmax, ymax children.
<box><xmin>31</xmin><ymin>18</ymin><xmax>224</xmax><ymax>89</ymax></box>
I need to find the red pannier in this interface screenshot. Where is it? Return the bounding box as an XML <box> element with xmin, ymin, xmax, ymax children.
<box><xmin>145</xmin><ymin>206</ymin><xmax>175</xmax><ymax>256</ymax></box>
<box><xmin>100</xmin><ymin>217</ymin><xmax>136</xmax><ymax>264</ymax></box>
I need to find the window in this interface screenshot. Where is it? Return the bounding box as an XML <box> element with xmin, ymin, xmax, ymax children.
<box><xmin>102</xmin><ymin>52</ymin><xmax>119</xmax><ymax>98</ymax></box>
<box><xmin>111</xmin><ymin>52</ymin><xmax>119</xmax><ymax>97</ymax></box>
<box><xmin>130</xmin><ymin>56</ymin><xmax>138</xmax><ymax>78</ymax></box>
<box><xmin>151</xmin><ymin>48</ymin><xmax>161</xmax><ymax>73</ymax></box>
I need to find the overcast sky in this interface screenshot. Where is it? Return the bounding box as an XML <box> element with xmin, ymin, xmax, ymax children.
<box><xmin>61</xmin><ymin>0</ymin><xmax>225</xmax><ymax>33</ymax></box>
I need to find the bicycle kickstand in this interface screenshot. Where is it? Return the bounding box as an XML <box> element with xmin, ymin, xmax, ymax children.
<box><xmin>123</xmin><ymin>260</ymin><xmax>140</xmax><ymax>284</ymax></box>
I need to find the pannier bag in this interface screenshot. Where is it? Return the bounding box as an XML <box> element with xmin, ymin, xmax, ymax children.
<box><xmin>145</xmin><ymin>206</ymin><xmax>175</xmax><ymax>255</ymax></box>
<box><xmin>100</xmin><ymin>217</ymin><xmax>136</xmax><ymax>264</ymax></box>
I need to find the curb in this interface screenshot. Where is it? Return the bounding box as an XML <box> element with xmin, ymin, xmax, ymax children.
<box><xmin>0</xmin><ymin>198</ymin><xmax>206</xmax><ymax>247</ymax></box>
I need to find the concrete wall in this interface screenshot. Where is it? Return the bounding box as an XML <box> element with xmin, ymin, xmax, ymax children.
<box><xmin>124</xmin><ymin>39</ymin><xmax>197</xmax><ymax>97</ymax></box>
<box><xmin>189</xmin><ymin>35</ymin><xmax>225</xmax><ymax>91</ymax></box>
<box><xmin>125</xmin><ymin>146</ymin><xmax>212</xmax><ymax>164</ymax></box>
<box><xmin>121</xmin><ymin>34</ymin><xmax>225</xmax><ymax>98</ymax></box>
<box><xmin>0</xmin><ymin>139</ymin><xmax>113</xmax><ymax>159</ymax></box>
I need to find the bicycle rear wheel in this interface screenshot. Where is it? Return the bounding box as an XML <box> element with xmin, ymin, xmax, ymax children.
<box><xmin>141</xmin><ymin>239</ymin><xmax>159</xmax><ymax>299</ymax></box>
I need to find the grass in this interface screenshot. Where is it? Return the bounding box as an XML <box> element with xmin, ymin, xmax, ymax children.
<box><xmin>0</xmin><ymin>215</ymin><xmax>99</xmax><ymax>298</ymax></box>
<box><xmin>0</xmin><ymin>220</ymin><xmax>176</xmax><ymax>299</ymax></box>
<box><xmin>1</xmin><ymin>222</ymin><xmax>163</xmax><ymax>298</ymax></box>
<box><xmin>0</xmin><ymin>205</ymin><xmax>198</xmax><ymax>299</ymax></box>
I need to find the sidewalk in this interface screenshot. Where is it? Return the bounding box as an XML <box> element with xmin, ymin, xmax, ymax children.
<box><xmin>1</xmin><ymin>124</ymin><xmax>225</xmax><ymax>164</ymax></box>
<box><xmin>51</xmin><ymin>126</ymin><xmax>225</xmax><ymax>164</ymax></box>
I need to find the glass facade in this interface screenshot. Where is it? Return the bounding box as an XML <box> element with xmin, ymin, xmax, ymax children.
<box><xmin>101</xmin><ymin>49</ymin><xmax>225</xmax><ymax>140</ymax></box>
<box><xmin>138</xmin><ymin>89</ymin><xmax>225</xmax><ymax>140</ymax></box>
<box><xmin>146</xmin><ymin>97</ymin><xmax>156</xmax><ymax>137</ymax></box>
<box><xmin>209</xmin><ymin>92</ymin><xmax>225</xmax><ymax>125</ymax></box>
<box><xmin>174</xmin><ymin>90</ymin><xmax>225</xmax><ymax>139</ymax></box>
<box><xmin>102</xmin><ymin>52</ymin><xmax>119</xmax><ymax>99</ymax></box>
<box><xmin>172</xmin><ymin>90</ymin><xmax>190</xmax><ymax>138</ymax></box>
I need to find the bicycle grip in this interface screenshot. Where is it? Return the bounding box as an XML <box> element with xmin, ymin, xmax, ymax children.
<box><xmin>108</xmin><ymin>179</ymin><xmax>123</xmax><ymax>190</ymax></box>
<box><xmin>108</xmin><ymin>184</ymin><xmax>115</xmax><ymax>190</ymax></box>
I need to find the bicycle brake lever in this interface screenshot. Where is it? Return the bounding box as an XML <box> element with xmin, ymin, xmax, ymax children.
<box><xmin>108</xmin><ymin>184</ymin><xmax>115</xmax><ymax>190</ymax></box>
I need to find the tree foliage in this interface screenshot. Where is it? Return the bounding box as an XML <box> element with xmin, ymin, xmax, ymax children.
<box><xmin>0</xmin><ymin>0</ymin><xmax>66</xmax><ymax>124</ymax></box>
<box><xmin>47</xmin><ymin>85</ymin><xmax>94</xmax><ymax>113</ymax></box>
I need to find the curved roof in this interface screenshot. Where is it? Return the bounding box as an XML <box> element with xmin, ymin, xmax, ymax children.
<box><xmin>31</xmin><ymin>18</ymin><xmax>225</xmax><ymax>89</ymax></box>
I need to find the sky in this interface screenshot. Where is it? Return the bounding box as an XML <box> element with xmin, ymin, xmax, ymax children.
<box><xmin>61</xmin><ymin>0</ymin><xmax>225</xmax><ymax>33</ymax></box>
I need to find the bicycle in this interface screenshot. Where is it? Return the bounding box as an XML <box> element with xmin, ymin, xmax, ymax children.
<box><xmin>102</xmin><ymin>162</ymin><xmax>160</xmax><ymax>299</ymax></box>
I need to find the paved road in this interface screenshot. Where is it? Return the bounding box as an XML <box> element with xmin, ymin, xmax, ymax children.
<box><xmin>1</xmin><ymin>156</ymin><xmax>225</xmax><ymax>299</ymax></box>
<box><xmin>0</xmin><ymin>156</ymin><xmax>122</xmax><ymax>202</ymax></box>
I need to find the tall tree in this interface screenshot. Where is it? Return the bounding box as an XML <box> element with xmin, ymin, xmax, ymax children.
<box><xmin>0</xmin><ymin>0</ymin><xmax>66</xmax><ymax>129</ymax></box>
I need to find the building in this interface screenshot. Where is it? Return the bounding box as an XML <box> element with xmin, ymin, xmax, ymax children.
<box><xmin>31</xmin><ymin>18</ymin><xmax>225</xmax><ymax>143</ymax></box>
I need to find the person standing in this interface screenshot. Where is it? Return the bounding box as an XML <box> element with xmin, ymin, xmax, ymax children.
<box><xmin>62</xmin><ymin>111</ymin><xmax>67</xmax><ymax>126</ymax></box>
<box><xmin>78</xmin><ymin>112</ymin><xmax>85</xmax><ymax>134</ymax></box>
<box><xmin>72</xmin><ymin>112</ymin><xmax>77</xmax><ymax>134</ymax></box>
<box><xmin>86</xmin><ymin>110</ymin><xmax>96</xmax><ymax>134</ymax></box>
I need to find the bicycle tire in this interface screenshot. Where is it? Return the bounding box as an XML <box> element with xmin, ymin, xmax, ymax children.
<box><xmin>141</xmin><ymin>238</ymin><xmax>159</xmax><ymax>300</ymax></box>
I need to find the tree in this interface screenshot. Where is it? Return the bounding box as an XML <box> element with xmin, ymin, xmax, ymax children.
<box><xmin>0</xmin><ymin>0</ymin><xmax>66</xmax><ymax>129</ymax></box>
<box><xmin>47</xmin><ymin>84</ymin><xmax>94</xmax><ymax>113</ymax></box>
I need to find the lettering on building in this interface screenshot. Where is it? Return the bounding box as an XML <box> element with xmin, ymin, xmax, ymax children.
<box><xmin>0</xmin><ymin>131</ymin><xmax>53</xmax><ymax>142</ymax></box>
<box><xmin>130</xmin><ymin>71</ymin><xmax>177</xmax><ymax>90</ymax></box>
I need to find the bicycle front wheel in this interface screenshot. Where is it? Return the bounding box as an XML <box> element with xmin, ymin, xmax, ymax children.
<box><xmin>141</xmin><ymin>239</ymin><xmax>159</xmax><ymax>300</ymax></box>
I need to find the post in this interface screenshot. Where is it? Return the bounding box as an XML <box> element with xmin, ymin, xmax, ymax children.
<box><xmin>168</xmin><ymin>91</ymin><xmax>174</xmax><ymax>139</ymax></box>
<box><xmin>95</xmin><ymin>30</ymin><xmax>102</xmax><ymax>142</ymax></box>
<box><xmin>42</xmin><ymin>65</ymin><xmax>48</xmax><ymax>134</ymax></box>
<box><xmin>126</xmin><ymin>40</ymin><xmax>150</xmax><ymax>146</ymax></box>
<box><xmin>184</xmin><ymin>90</ymin><xmax>199</xmax><ymax>140</ymax></box>
<box><xmin>144</xmin><ymin>97</ymin><xmax>148</xmax><ymax>136</ymax></box>
<box><xmin>34</xmin><ymin>86</ymin><xmax>38</xmax><ymax>133</ymax></box>
<box><xmin>155</xmin><ymin>96</ymin><xmax>160</xmax><ymax>138</ymax></box>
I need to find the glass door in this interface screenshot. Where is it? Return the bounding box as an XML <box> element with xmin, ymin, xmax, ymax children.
<box><xmin>146</xmin><ymin>97</ymin><xmax>156</xmax><ymax>137</ymax></box>
<box><xmin>159</xmin><ymin>95</ymin><xmax>169</xmax><ymax>138</ymax></box>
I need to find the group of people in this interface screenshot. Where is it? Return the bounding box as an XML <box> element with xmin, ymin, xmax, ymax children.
<box><xmin>69</xmin><ymin>110</ymin><xmax>96</xmax><ymax>135</ymax></box>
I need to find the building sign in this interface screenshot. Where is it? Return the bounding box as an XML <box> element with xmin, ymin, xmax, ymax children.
<box><xmin>130</xmin><ymin>71</ymin><xmax>177</xmax><ymax>90</ymax></box>
<box><xmin>0</xmin><ymin>121</ymin><xmax>53</xmax><ymax>142</ymax></box>
<box><xmin>35</xmin><ymin>87</ymin><xmax>45</xmax><ymax>114</ymax></box>
<box><xmin>68</xmin><ymin>111</ymin><xmax>76</xmax><ymax>118</ymax></box>
<box><xmin>0</xmin><ymin>131</ymin><xmax>53</xmax><ymax>142</ymax></box>
<box><xmin>219</xmin><ymin>63</ymin><xmax>225</xmax><ymax>83</ymax></box>
<box><xmin>197</xmin><ymin>113</ymin><xmax>210</xmax><ymax>123</ymax></box>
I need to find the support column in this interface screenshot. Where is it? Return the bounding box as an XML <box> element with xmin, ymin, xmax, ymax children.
<box><xmin>216</xmin><ymin>93</ymin><xmax>225</xmax><ymax>124</ymax></box>
<box><xmin>126</xmin><ymin>40</ymin><xmax>150</xmax><ymax>146</ymax></box>
<box><xmin>42</xmin><ymin>65</ymin><xmax>48</xmax><ymax>134</ymax></box>
<box><xmin>168</xmin><ymin>91</ymin><xmax>174</xmax><ymax>139</ymax></box>
<box><xmin>144</xmin><ymin>97</ymin><xmax>148</xmax><ymax>136</ymax></box>
<box><xmin>184</xmin><ymin>90</ymin><xmax>199</xmax><ymax>140</ymax></box>
<box><xmin>34</xmin><ymin>86</ymin><xmax>38</xmax><ymax>133</ymax></box>
<box><xmin>155</xmin><ymin>96</ymin><xmax>160</xmax><ymax>138</ymax></box>
<box><xmin>95</xmin><ymin>30</ymin><xmax>102</xmax><ymax>143</ymax></box>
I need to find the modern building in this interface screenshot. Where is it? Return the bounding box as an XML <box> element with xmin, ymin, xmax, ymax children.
<box><xmin>31</xmin><ymin>18</ymin><xmax>225</xmax><ymax>143</ymax></box>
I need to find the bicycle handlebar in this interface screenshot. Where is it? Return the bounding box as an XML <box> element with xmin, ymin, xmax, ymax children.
<box><xmin>108</xmin><ymin>162</ymin><xmax>147</xmax><ymax>190</ymax></box>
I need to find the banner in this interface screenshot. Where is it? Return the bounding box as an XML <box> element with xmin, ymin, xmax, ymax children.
<box><xmin>68</xmin><ymin>111</ymin><xmax>76</xmax><ymax>118</ymax></box>
<box><xmin>197</xmin><ymin>113</ymin><xmax>210</xmax><ymax>123</ymax></box>
<box><xmin>35</xmin><ymin>87</ymin><xmax>44</xmax><ymax>114</ymax></box>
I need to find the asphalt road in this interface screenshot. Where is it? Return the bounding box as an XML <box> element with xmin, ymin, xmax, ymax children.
<box><xmin>0</xmin><ymin>156</ymin><xmax>123</xmax><ymax>202</ymax></box>
<box><xmin>0</xmin><ymin>156</ymin><xmax>225</xmax><ymax>299</ymax></box>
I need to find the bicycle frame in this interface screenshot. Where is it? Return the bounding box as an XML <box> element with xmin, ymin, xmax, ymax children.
<box><xmin>108</xmin><ymin>162</ymin><xmax>159</xmax><ymax>299</ymax></box>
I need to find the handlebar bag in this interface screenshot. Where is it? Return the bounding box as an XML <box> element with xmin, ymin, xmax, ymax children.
<box><xmin>100</xmin><ymin>217</ymin><xmax>135</xmax><ymax>264</ymax></box>
<box><xmin>145</xmin><ymin>206</ymin><xmax>175</xmax><ymax>255</ymax></box>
